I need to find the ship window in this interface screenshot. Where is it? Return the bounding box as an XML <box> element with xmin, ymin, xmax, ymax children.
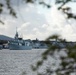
<box><xmin>22</xmin><ymin>43</ymin><xmax>25</xmax><ymax>46</ymax></box>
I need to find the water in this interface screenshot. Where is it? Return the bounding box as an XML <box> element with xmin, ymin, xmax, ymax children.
<box><xmin>0</xmin><ymin>49</ymin><xmax>46</xmax><ymax>75</ymax></box>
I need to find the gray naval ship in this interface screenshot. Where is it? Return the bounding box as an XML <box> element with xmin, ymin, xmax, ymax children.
<box><xmin>9</xmin><ymin>30</ymin><xmax>32</xmax><ymax>50</ymax></box>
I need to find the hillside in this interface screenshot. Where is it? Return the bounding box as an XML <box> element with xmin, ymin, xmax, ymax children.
<box><xmin>0</xmin><ymin>35</ymin><xmax>14</xmax><ymax>41</ymax></box>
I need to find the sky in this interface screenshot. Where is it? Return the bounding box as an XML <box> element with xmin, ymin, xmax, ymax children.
<box><xmin>0</xmin><ymin>0</ymin><xmax>76</xmax><ymax>41</ymax></box>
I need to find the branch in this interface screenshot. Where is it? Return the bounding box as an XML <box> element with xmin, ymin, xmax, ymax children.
<box><xmin>58</xmin><ymin>0</ymin><xmax>71</xmax><ymax>10</ymax></box>
<box><xmin>0</xmin><ymin>20</ymin><xmax>4</xmax><ymax>25</ymax></box>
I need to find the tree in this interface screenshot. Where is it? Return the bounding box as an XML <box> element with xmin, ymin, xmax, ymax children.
<box><xmin>31</xmin><ymin>34</ymin><xmax>76</xmax><ymax>75</ymax></box>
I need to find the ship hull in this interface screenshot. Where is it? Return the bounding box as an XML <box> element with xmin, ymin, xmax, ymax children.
<box><xmin>9</xmin><ymin>44</ymin><xmax>32</xmax><ymax>50</ymax></box>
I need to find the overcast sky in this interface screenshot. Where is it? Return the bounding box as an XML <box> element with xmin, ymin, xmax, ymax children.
<box><xmin>0</xmin><ymin>0</ymin><xmax>76</xmax><ymax>41</ymax></box>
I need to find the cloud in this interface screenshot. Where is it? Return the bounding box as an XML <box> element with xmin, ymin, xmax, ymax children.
<box><xmin>61</xmin><ymin>24</ymin><xmax>76</xmax><ymax>41</ymax></box>
<box><xmin>43</xmin><ymin>5</ymin><xmax>76</xmax><ymax>41</ymax></box>
<box><xmin>0</xmin><ymin>1</ymin><xmax>76</xmax><ymax>41</ymax></box>
<box><xmin>0</xmin><ymin>2</ymin><xmax>49</xmax><ymax>40</ymax></box>
<box><xmin>18</xmin><ymin>22</ymin><xmax>30</xmax><ymax>31</ymax></box>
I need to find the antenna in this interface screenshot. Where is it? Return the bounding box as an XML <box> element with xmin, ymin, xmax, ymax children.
<box><xmin>15</xmin><ymin>27</ymin><xmax>19</xmax><ymax>39</ymax></box>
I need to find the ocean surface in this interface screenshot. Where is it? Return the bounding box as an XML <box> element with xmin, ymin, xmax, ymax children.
<box><xmin>0</xmin><ymin>49</ymin><xmax>46</xmax><ymax>75</ymax></box>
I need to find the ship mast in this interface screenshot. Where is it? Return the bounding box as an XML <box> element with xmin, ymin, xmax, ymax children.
<box><xmin>15</xmin><ymin>27</ymin><xmax>19</xmax><ymax>39</ymax></box>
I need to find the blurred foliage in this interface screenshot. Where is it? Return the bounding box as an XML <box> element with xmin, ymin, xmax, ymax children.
<box><xmin>6</xmin><ymin>0</ymin><xmax>17</xmax><ymax>17</ymax></box>
<box><xmin>26</xmin><ymin>0</ymin><xmax>34</xmax><ymax>3</ymax></box>
<box><xmin>0</xmin><ymin>20</ymin><xmax>4</xmax><ymax>24</ymax></box>
<box><xmin>0</xmin><ymin>0</ymin><xmax>17</xmax><ymax>24</ymax></box>
<box><xmin>0</xmin><ymin>3</ymin><xmax>3</xmax><ymax>14</ymax></box>
<box><xmin>20</xmin><ymin>71</ymin><xmax>27</xmax><ymax>75</ymax></box>
<box><xmin>31</xmin><ymin>34</ymin><xmax>76</xmax><ymax>75</ymax></box>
